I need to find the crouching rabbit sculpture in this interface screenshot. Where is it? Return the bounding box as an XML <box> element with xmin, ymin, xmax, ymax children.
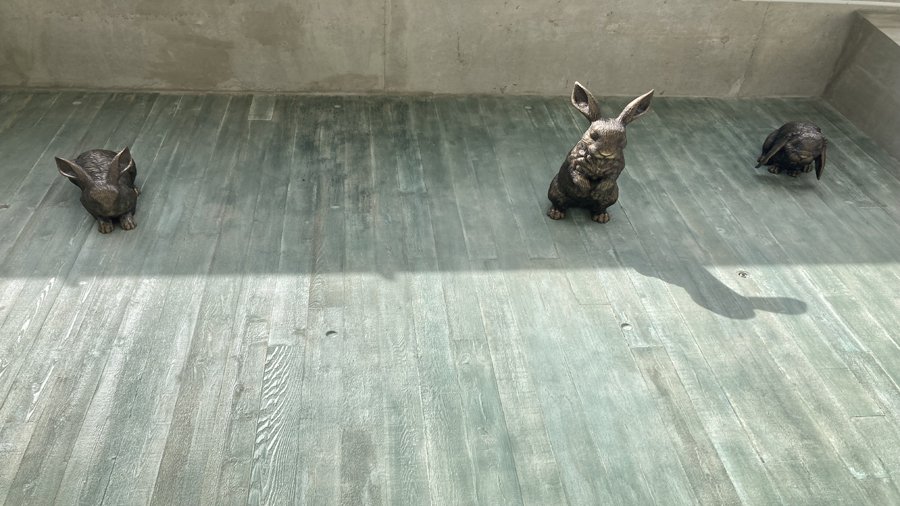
<box><xmin>755</xmin><ymin>121</ymin><xmax>826</xmax><ymax>180</ymax></box>
<box><xmin>56</xmin><ymin>147</ymin><xmax>140</xmax><ymax>233</ymax></box>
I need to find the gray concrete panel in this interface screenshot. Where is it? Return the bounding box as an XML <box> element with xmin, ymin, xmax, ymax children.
<box><xmin>0</xmin><ymin>0</ymin><xmax>866</xmax><ymax>96</ymax></box>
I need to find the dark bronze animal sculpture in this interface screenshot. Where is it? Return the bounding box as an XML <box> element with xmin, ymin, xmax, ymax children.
<box><xmin>756</xmin><ymin>121</ymin><xmax>826</xmax><ymax>179</ymax></box>
<box><xmin>55</xmin><ymin>147</ymin><xmax>140</xmax><ymax>233</ymax></box>
<box><xmin>547</xmin><ymin>82</ymin><xmax>654</xmax><ymax>223</ymax></box>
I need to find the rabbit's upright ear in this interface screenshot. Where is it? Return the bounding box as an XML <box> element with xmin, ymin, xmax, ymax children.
<box><xmin>571</xmin><ymin>82</ymin><xmax>602</xmax><ymax>122</ymax></box>
<box><xmin>56</xmin><ymin>157</ymin><xmax>88</xmax><ymax>182</ymax></box>
<box><xmin>109</xmin><ymin>147</ymin><xmax>133</xmax><ymax>184</ymax></box>
<box><xmin>617</xmin><ymin>89</ymin><xmax>654</xmax><ymax>126</ymax></box>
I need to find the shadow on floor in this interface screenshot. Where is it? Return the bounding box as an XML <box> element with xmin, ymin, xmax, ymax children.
<box><xmin>629</xmin><ymin>258</ymin><xmax>807</xmax><ymax>320</ymax></box>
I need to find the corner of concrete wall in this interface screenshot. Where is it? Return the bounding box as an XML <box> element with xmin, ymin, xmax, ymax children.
<box><xmin>825</xmin><ymin>11</ymin><xmax>900</xmax><ymax>163</ymax></box>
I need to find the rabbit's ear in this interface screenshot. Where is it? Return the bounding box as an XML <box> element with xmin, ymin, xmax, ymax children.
<box><xmin>56</xmin><ymin>157</ymin><xmax>88</xmax><ymax>182</ymax></box>
<box><xmin>815</xmin><ymin>141</ymin><xmax>826</xmax><ymax>180</ymax></box>
<box><xmin>109</xmin><ymin>147</ymin><xmax>133</xmax><ymax>184</ymax></box>
<box><xmin>617</xmin><ymin>89</ymin><xmax>654</xmax><ymax>126</ymax></box>
<box><xmin>571</xmin><ymin>82</ymin><xmax>602</xmax><ymax>122</ymax></box>
<box><xmin>755</xmin><ymin>136</ymin><xmax>788</xmax><ymax>167</ymax></box>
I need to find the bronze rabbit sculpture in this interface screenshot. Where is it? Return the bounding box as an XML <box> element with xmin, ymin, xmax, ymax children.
<box><xmin>55</xmin><ymin>147</ymin><xmax>140</xmax><ymax>233</ymax></box>
<box><xmin>547</xmin><ymin>82</ymin><xmax>654</xmax><ymax>223</ymax></box>
<box><xmin>756</xmin><ymin>121</ymin><xmax>826</xmax><ymax>180</ymax></box>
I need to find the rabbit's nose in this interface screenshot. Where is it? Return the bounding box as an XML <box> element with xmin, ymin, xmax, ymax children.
<box><xmin>587</xmin><ymin>144</ymin><xmax>616</xmax><ymax>159</ymax></box>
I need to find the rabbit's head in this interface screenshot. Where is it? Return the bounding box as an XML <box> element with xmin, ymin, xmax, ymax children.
<box><xmin>56</xmin><ymin>147</ymin><xmax>137</xmax><ymax>218</ymax></box>
<box><xmin>570</xmin><ymin>82</ymin><xmax>654</xmax><ymax>166</ymax></box>
<box><xmin>777</xmin><ymin>131</ymin><xmax>824</xmax><ymax>167</ymax></box>
<box><xmin>783</xmin><ymin>138</ymin><xmax>823</xmax><ymax>167</ymax></box>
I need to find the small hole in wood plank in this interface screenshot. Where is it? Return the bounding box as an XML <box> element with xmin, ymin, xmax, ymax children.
<box><xmin>0</xmin><ymin>204</ymin><xmax>8</xmax><ymax>209</ymax></box>
<box><xmin>620</xmin><ymin>322</ymin><xmax>633</xmax><ymax>331</ymax></box>
<box><xmin>737</xmin><ymin>270</ymin><xmax>751</xmax><ymax>279</ymax></box>
<box><xmin>325</xmin><ymin>330</ymin><xmax>338</xmax><ymax>338</ymax></box>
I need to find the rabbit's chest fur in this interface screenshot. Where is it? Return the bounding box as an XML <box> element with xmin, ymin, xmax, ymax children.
<box><xmin>560</xmin><ymin>141</ymin><xmax>623</xmax><ymax>196</ymax></box>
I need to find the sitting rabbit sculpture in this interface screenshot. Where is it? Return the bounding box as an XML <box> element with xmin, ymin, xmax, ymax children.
<box><xmin>55</xmin><ymin>147</ymin><xmax>140</xmax><ymax>233</ymax></box>
<box><xmin>547</xmin><ymin>82</ymin><xmax>654</xmax><ymax>223</ymax></box>
<box><xmin>755</xmin><ymin>121</ymin><xmax>826</xmax><ymax>179</ymax></box>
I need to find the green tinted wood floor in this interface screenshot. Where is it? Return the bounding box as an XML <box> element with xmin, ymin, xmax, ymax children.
<box><xmin>1</xmin><ymin>91</ymin><xmax>900</xmax><ymax>505</ymax></box>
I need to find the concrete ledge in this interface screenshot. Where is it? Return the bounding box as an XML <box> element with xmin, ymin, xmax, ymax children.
<box><xmin>826</xmin><ymin>12</ymin><xmax>900</xmax><ymax>161</ymax></box>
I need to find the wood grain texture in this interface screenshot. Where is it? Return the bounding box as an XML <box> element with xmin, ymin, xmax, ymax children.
<box><xmin>1</xmin><ymin>91</ymin><xmax>899</xmax><ymax>505</ymax></box>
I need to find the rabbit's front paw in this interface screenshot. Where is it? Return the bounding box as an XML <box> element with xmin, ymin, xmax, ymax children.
<box><xmin>97</xmin><ymin>220</ymin><xmax>114</xmax><ymax>234</ymax></box>
<box><xmin>120</xmin><ymin>214</ymin><xmax>137</xmax><ymax>230</ymax></box>
<box><xmin>591</xmin><ymin>212</ymin><xmax>610</xmax><ymax>223</ymax></box>
<box><xmin>547</xmin><ymin>207</ymin><xmax>566</xmax><ymax>220</ymax></box>
<box><xmin>767</xmin><ymin>166</ymin><xmax>781</xmax><ymax>175</ymax></box>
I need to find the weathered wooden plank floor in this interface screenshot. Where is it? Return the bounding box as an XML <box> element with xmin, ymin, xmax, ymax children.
<box><xmin>1</xmin><ymin>91</ymin><xmax>899</xmax><ymax>505</ymax></box>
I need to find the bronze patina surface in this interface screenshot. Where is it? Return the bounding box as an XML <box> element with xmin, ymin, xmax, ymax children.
<box><xmin>547</xmin><ymin>83</ymin><xmax>654</xmax><ymax>223</ymax></box>
<box><xmin>756</xmin><ymin>121</ymin><xmax>827</xmax><ymax>179</ymax></box>
<box><xmin>56</xmin><ymin>147</ymin><xmax>140</xmax><ymax>233</ymax></box>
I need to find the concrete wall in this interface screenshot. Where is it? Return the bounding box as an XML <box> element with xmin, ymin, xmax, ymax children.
<box><xmin>826</xmin><ymin>12</ymin><xmax>900</xmax><ymax>160</ymax></box>
<box><xmin>0</xmin><ymin>0</ymin><xmax>863</xmax><ymax>96</ymax></box>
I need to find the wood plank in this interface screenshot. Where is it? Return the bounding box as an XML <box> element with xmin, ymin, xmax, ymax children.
<box><xmin>540</xmin><ymin>273</ymin><xmax>697</xmax><ymax>505</ymax></box>
<box><xmin>464</xmin><ymin>96</ymin><xmax>559</xmax><ymax>261</ymax></box>
<box><xmin>631</xmin><ymin>346</ymin><xmax>742</xmax><ymax>505</ymax></box>
<box><xmin>247</xmin><ymin>96</ymin><xmax>320</xmax><ymax>505</ymax></box>
<box><xmin>333</xmin><ymin>96</ymin><xmax>387</xmax><ymax>506</ymax></box>
<box><xmin>176</xmin><ymin>97</ymin><xmax>288</xmax><ymax>504</ymax></box>
<box><xmin>414</xmin><ymin>96</ymin><xmax>527</xmax><ymax>504</ymax></box>
<box><xmin>148</xmin><ymin>95</ymin><xmax>262</xmax><ymax>506</ymax></box>
<box><xmin>288</xmin><ymin>96</ymin><xmax>347</xmax><ymax>504</ymax></box>
<box><xmin>432</xmin><ymin>97</ymin><xmax>498</xmax><ymax>260</ymax></box>
<box><xmin>248</xmin><ymin>94</ymin><xmax>276</xmax><ymax>122</ymax></box>
<box><xmin>0</xmin><ymin>92</ymin><xmax>89</xmax><ymax>265</ymax></box>
<box><xmin>368</xmin><ymin>97</ymin><xmax>431</xmax><ymax>504</ymax></box>
<box><xmin>0</xmin><ymin>93</ymin><xmax>37</xmax><ymax>140</ymax></box>
<box><xmin>853</xmin><ymin>415</ymin><xmax>900</xmax><ymax>480</ymax></box>
<box><xmin>0</xmin><ymin>92</ymin><xmax>63</xmax><ymax>204</ymax></box>
<box><xmin>215</xmin><ymin>95</ymin><xmax>297</xmax><ymax>505</ymax></box>
<box><xmin>393</xmin><ymin>97</ymin><xmax>481</xmax><ymax>505</ymax></box>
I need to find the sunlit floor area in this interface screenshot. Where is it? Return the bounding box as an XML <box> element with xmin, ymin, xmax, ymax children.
<box><xmin>1</xmin><ymin>91</ymin><xmax>899</xmax><ymax>504</ymax></box>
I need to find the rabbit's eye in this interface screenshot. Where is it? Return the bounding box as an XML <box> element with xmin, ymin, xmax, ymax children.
<box><xmin>589</xmin><ymin>131</ymin><xmax>600</xmax><ymax>141</ymax></box>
